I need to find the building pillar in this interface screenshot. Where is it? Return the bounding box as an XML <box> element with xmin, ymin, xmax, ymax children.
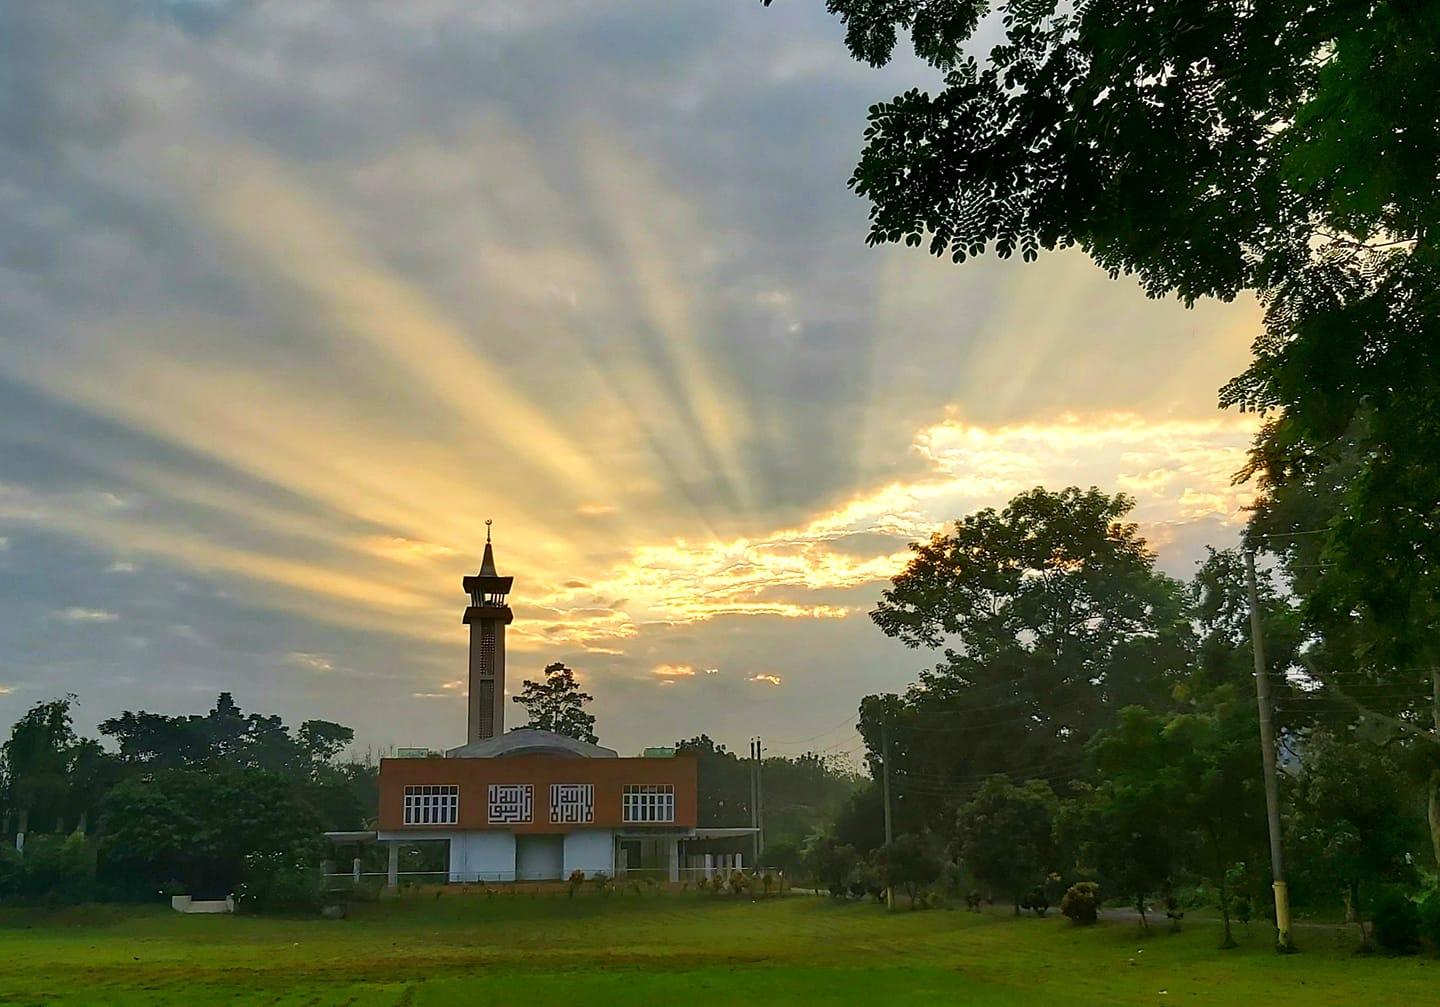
<box><xmin>704</xmin><ymin>853</ymin><xmax>713</xmax><ymax>880</ymax></box>
<box><xmin>387</xmin><ymin>843</ymin><xmax>400</xmax><ymax>890</ymax></box>
<box><xmin>667</xmin><ymin>838</ymin><xmax>680</xmax><ymax>883</ymax></box>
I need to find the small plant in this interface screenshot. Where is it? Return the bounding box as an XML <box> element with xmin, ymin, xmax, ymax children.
<box><xmin>567</xmin><ymin>869</ymin><xmax>585</xmax><ymax>898</ymax></box>
<box><xmin>728</xmin><ymin>870</ymin><xmax>747</xmax><ymax>895</ymax></box>
<box><xmin>964</xmin><ymin>890</ymin><xmax>983</xmax><ymax>913</ymax></box>
<box><xmin>591</xmin><ymin>872</ymin><xmax>610</xmax><ymax>896</ymax></box>
<box><xmin>1060</xmin><ymin>882</ymin><xmax>1100</xmax><ymax>926</ymax></box>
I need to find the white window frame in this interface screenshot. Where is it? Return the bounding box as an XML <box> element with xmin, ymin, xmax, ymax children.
<box><xmin>622</xmin><ymin>784</ymin><xmax>675</xmax><ymax>824</ymax></box>
<box><xmin>403</xmin><ymin>784</ymin><xmax>458</xmax><ymax>826</ymax></box>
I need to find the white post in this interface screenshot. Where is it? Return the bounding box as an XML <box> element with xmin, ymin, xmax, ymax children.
<box><xmin>352</xmin><ymin>856</ymin><xmax>362</xmax><ymax>883</ymax></box>
<box><xmin>387</xmin><ymin>843</ymin><xmax>399</xmax><ymax>889</ymax></box>
<box><xmin>704</xmin><ymin>853</ymin><xmax>713</xmax><ymax>880</ymax></box>
<box><xmin>668</xmin><ymin>838</ymin><xmax>680</xmax><ymax>883</ymax></box>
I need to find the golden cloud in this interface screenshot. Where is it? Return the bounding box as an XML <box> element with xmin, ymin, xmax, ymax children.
<box><xmin>651</xmin><ymin>664</ymin><xmax>697</xmax><ymax>679</ymax></box>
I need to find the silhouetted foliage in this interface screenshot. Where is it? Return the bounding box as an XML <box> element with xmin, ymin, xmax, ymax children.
<box><xmin>514</xmin><ymin>663</ymin><xmax>597</xmax><ymax>743</ymax></box>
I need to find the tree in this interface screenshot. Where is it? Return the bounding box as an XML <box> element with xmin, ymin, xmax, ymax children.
<box><xmin>99</xmin><ymin>767</ymin><xmax>323</xmax><ymax>898</ymax></box>
<box><xmin>772</xmin><ymin>0</ymin><xmax>1440</xmax><ymax>764</ymax></box>
<box><xmin>1086</xmin><ymin>697</ymin><xmax>1268</xmax><ymax>947</ymax></box>
<box><xmin>2</xmin><ymin>697</ymin><xmax>78</xmax><ymax>843</ymax></box>
<box><xmin>1286</xmin><ymin>731</ymin><xmax>1421</xmax><ymax>948</ymax></box>
<box><xmin>804</xmin><ymin>833</ymin><xmax>858</xmax><ymax>897</ymax></box>
<box><xmin>864</xmin><ymin>487</ymin><xmax>1191</xmax><ymax>822</ymax></box>
<box><xmin>1065</xmin><ymin>723</ymin><xmax>1184</xmax><ymax>928</ymax></box>
<box><xmin>512</xmin><ymin>664</ymin><xmax>597</xmax><ymax>743</ymax></box>
<box><xmin>875</xmin><ymin>833</ymin><xmax>943</xmax><ymax>909</ymax></box>
<box><xmin>675</xmin><ymin>735</ymin><xmax>751</xmax><ymax>828</ymax></box>
<box><xmin>956</xmin><ymin>776</ymin><xmax>1057</xmax><ymax>914</ymax></box>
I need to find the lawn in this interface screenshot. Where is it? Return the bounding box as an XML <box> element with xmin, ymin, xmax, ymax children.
<box><xmin>0</xmin><ymin>891</ymin><xmax>1427</xmax><ymax>1005</ymax></box>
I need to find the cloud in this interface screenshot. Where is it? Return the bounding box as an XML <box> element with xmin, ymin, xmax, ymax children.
<box><xmin>0</xmin><ymin>537</ymin><xmax>9</xmax><ymax>551</ymax></box>
<box><xmin>286</xmin><ymin>652</ymin><xmax>335</xmax><ymax>673</ymax></box>
<box><xmin>651</xmin><ymin>663</ymin><xmax>696</xmax><ymax>679</ymax></box>
<box><xmin>0</xmin><ymin>0</ymin><xmax>1263</xmax><ymax>757</ymax></box>
<box><xmin>55</xmin><ymin>608</ymin><xmax>119</xmax><ymax>623</ymax></box>
<box><xmin>748</xmin><ymin>673</ymin><xmax>783</xmax><ymax>687</ymax></box>
<box><xmin>0</xmin><ymin>685</ymin><xmax>13</xmax><ymax>695</ymax></box>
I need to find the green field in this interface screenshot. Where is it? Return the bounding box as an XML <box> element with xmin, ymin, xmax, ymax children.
<box><xmin>0</xmin><ymin>892</ymin><xmax>1425</xmax><ymax>1005</ymax></box>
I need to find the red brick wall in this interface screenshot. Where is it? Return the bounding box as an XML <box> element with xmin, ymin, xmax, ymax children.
<box><xmin>377</xmin><ymin>755</ymin><xmax>698</xmax><ymax>833</ymax></box>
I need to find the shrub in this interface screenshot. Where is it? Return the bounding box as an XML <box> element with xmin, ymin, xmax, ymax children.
<box><xmin>567</xmin><ymin>869</ymin><xmax>585</xmax><ymax>898</ymax></box>
<box><xmin>9</xmin><ymin>834</ymin><xmax>94</xmax><ymax>905</ymax></box>
<box><xmin>1371</xmin><ymin>889</ymin><xmax>1421</xmax><ymax>954</ymax></box>
<box><xmin>1060</xmin><ymin>882</ymin><xmax>1100</xmax><ymax>925</ymax></box>
<box><xmin>1417</xmin><ymin>888</ymin><xmax>1440</xmax><ymax>948</ymax></box>
<box><xmin>238</xmin><ymin>849</ymin><xmax>321</xmax><ymax>913</ymax></box>
<box><xmin>1020</xmin><ymin>884</ymin><xmax>1050</xmax><ymax>917</ymax></box>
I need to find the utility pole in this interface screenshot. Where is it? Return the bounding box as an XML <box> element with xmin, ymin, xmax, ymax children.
<box><xmin>1244</xmin><ymin>548</ymin><xmax>1295</xmax><ymax>953</ymax></box>
<box><xmin>881</xmin><ymin>721</ymin><xmax>894</xmax><ymax>911</ymax></box>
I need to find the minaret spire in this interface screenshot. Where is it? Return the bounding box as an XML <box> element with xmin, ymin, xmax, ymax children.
<box><xmin>480</xmin><ymin>520</ymin><xmax>498</xmax><ymax>577</ymax></box>
<box><xmin>462</xmin><ymin>520</ymin><xmax>514</xmax><ymax>744</ymax></box>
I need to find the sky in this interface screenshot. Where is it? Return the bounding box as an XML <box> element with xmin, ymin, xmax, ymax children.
<box><xmin>0</xmin><ymin>0</ymin><xmax>1265</xmax><ymax>764</ymax></box>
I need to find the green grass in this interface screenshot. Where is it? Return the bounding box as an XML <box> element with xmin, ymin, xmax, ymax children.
<box><xmin>0</xmin><ymin>892</ymin><xmax>1428</xmax><ymax>1005</ymax></box>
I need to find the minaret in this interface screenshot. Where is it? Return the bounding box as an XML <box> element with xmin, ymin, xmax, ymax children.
<box><xmin>462</xmin><ymin>521</ymin><xmax>513</xmax><ymax>743</ymax></box>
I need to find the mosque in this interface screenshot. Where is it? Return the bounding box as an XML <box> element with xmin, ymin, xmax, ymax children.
<box><xmin>344</xmin><ymin>532</ymin><xmax>753</xmax><ymax>885</ymax></box>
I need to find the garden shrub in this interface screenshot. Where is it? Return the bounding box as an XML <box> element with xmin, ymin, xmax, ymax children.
<box><xmin>1371</xmin><ymin>889</ymin><xmax>1421</xmax><ymax>953</ymax></box>
<box><xmin>1060</xmin><ymin>882</ymin><xmax>1100</xmax><ymax>925</ymax></box>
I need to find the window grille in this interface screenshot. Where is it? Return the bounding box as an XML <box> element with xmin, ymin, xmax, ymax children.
<box><xmin>622</xmin><ymin>784</ymin><xmax>675</xmax><ymax>823</ymax></box>
<box><xmin>404</xmin><ymin>784</ymin><xmax>458</xmax><ymax>825</ymax></box>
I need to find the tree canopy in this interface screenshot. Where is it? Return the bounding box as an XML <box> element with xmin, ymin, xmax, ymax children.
<box><xmin>775</xmin><ymin>0</ymin><xmax>1440</xmax><ymax>740</ymax></box>
<box><xmin>513</xmin><ymin>663</ymin><xmax>598</xmax><ymax>743</ymax></box>
<box><xmin>862</xmin><ymin>487</ymin><xmax>1190</xmax><ymax>823</ymax></box>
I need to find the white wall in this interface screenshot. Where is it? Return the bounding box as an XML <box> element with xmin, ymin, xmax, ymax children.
<box><xmin>563</xmin><ymin>830</ymin><xmax>614</xmax><ymax>878</ymax></box>
<box><xmin>448</xmin><ymin>832</ymin><xmax>517</xmax><ymax>882</ymax></box>
<box><xmin>516</xmin><ymin>834</ymin><xmax>565</xmax><ymax>880</ymax></box>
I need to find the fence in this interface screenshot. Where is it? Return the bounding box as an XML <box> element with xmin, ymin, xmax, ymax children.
<box><xmin>321</xmin><ymin>866</ymin><xmax>783</xmax><ymax>887</ymax></box>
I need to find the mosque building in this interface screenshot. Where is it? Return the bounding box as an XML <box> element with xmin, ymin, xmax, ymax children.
<box><xmin>351</xmin><ymin>531</ymin><xmax>752</xmax><ymax>885</ymax></box>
